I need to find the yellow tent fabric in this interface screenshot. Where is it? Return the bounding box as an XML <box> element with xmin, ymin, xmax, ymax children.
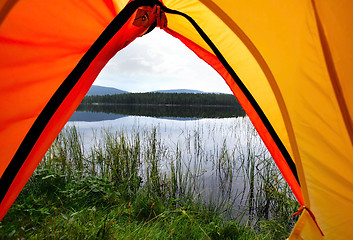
<box><xmin>163</xmin><ymin>1</ymin><xmax>353</xmax><ymax>239</ymax></box>
<box><xmin>0</xmin><ymin>0</ymin><xmax>352</xmax><ymax>239</ymax></box>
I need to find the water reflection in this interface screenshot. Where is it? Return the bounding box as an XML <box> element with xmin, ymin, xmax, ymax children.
<box><xmin>66</xmin><ymin>110</ymin><xmax>291</xmax><ymax>222</ymax></box>
<box><xmin>69</xmin><ymin>111</ymin><xmax>126</xmax><ymax>122</ymax></box>
<box><xmin>75</xmin><ymin>103</ymin><xmax>245</xmax><ymax>119</ymax></box>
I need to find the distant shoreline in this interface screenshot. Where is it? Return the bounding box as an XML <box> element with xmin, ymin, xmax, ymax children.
<box><xmin>81</xmin><ymin>102</ymin><xmax>238</xmax><ymax>108</ymax></box>
<box><xmin>81</xmin><ymin>92</ymin><xmax>243</xmax><ymax>108</ymax></box>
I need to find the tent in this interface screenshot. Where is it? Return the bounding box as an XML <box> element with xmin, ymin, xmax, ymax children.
<box><xmin>0</xmin><ymin>0</ymin><xmax>352</xmax><ymax>238</ymax></box>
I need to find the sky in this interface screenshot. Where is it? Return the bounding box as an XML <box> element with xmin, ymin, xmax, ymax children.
<box><xmin>93</xmin><ymin>28</ymin><xmax>232</xmax><ymax>94</ymax></box>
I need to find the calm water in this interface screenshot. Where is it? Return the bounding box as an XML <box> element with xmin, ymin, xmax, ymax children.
<box><xmin>66</xmin><ymin>109</ymin><xmax>274</xmax><ymax>218</ymax></box>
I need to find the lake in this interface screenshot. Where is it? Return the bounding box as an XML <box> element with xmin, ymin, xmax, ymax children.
<box><xmin>65</xmin><ymin>107</ymin><xmax>286</xmax><ymax>220</ymax></box>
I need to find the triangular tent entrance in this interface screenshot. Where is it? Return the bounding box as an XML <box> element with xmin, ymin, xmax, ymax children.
<box><xmin>1</xmin><ymin>1</ymin><xmax>352</xmax><ymax>239</ymax></box>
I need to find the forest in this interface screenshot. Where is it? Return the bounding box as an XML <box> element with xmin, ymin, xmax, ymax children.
<box><xmin>81</xmin><ymin>92</ymin><xmax>243</xmax><ymax>108</ymax></box>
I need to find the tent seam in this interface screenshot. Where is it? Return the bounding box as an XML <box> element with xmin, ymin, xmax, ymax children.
<box><xmin>311</xmin><ymin>0</ymin><xmax>353</xmax><ymax>147</ymax></box>
<box><xmin>197</xmin><ymin>0</ymin><xmax>309</xmax><ymax>204</ymax></box>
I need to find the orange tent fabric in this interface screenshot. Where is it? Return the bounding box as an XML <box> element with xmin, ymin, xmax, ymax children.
<box><xmin>1</xmin><ymin>0</ymin><xmax>352</xmax><ymax>239</ymax></box>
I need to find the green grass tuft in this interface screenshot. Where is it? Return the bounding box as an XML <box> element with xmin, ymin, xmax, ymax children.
<box><xmin>0</xmin><ymin>124</ymin><xmax>298</xmax><ymax>239</ymax></box>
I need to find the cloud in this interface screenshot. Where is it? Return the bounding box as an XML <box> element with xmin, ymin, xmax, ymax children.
<box><xmin>94</xmin><ymin>28</ymin><xmax>232</xmax><ymax>93</ymax></box>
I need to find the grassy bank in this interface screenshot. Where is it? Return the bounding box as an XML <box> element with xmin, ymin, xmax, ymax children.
<box><xmin>0</xmin><ymin>123</ymin><xmax>299</xmax><ymax>239</ymax></box>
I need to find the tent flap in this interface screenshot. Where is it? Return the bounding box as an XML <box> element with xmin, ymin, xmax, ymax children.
<box><xmin>0</xmin><ymin>0</ymin><xmax>160</xmax><ymax>220</ymax></box>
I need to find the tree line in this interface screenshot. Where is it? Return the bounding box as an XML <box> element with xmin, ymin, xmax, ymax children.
<box><xmin>81</xmin><ymin>92</ymin><xmax>243</xmax><ymax>109</ymax></box>
<box><xmin>77</xmin><ymin>103</ymin><xmax>245</xmax><ymax>118</ymax></box>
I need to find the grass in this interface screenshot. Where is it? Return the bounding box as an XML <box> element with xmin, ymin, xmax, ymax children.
<box><xmin>0</xmin><ymin>118</ymin><xmax>299</xmax><ymax>239</ymax></box>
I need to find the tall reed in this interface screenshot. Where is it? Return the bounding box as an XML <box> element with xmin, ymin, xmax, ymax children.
<box><xmin>32</xmin><ymin>117</ymin><xmax>298</xmax><ymax>237</ymax></box>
